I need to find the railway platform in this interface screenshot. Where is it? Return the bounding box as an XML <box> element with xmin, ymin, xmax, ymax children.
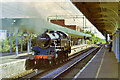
<box><xmin>0</xmin><ymin>52</ymin><xmax>29</xmax><ymax>64</ymax></box>
<box><xmin>74</xmin><ymin>47</ymin><xmax>119</xmax><ymax>78</ymax></box>
<box><xmin>0</xmin><ymin>44</ymin><xmax>93</xmax><ymax>64</ymax></box>
<box><xmin>0</xmin><ymin>44</ymin><xmax>95</xmax><ymax>79</ymax></box>
<box><xmin>0</xmin><ymin>52</ymin><xmax>30</xmax><ymax>79</ymax></box>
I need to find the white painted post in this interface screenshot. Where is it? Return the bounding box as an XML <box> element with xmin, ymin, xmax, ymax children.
<box><xmin>117</xmin><ymin>30</ymin><xmax>119</xmax><ymax>62</ymax></box>
<box><xmin>118</xmin><ymin>3</ymin><xmax>120</xmax><ymax>62</ymax></box>
<box><xmin>115</xmin><ymin>34</ymin><xmax>117</xmax><ymax>59</ymax></box>
<box><xmin>83</xmin><ymin>16</ymin><xmax>85</xmax><ymax>31</ymax></box>
<box><xmin>10</xmin><ymin>33</ymin><xmax>12</xmax><ymax>54</ymax></box>
<box><xmin>21</xmin><ymin>34</ymin><xmax>23</xmax><ymax>53</ymax></box>
<box><xmin>15</xmin><ymin>28</ymin><xmax>18</xmax><ymax>56</ymax></box>
<box><xmin>30</xmin><ymin>33</ymin><xmax>32</xmax><ymax>52</ymax></box>
<box><xmin>27</xmin><ymin>39</ymin><xmax>29</xmax><ymax>54</ymax></box>
<box><xmin>113</xmin><ymin>36</ymin><xmax>115</xmax><ymax>53</ymax></box>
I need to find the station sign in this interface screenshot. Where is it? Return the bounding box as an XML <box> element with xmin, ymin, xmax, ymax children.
<box><xmin>26</xmin><ymin>36</ymin><xmax>30</xmax><ymax>39</ymax></box>
<box><xmin>114</xmin><ymin>34</ymin><xmax>118</xmax><ymax>37</ymax></box>
<box><xmin>0</xmin><ymin>30</ymin><xmax>7</xmax><ymax>42</ymax></box>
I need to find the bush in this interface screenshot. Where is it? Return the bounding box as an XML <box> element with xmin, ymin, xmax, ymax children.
<box><xmin>0</xmin><ymin>33</ymin><xmax>28</xmax><ymax>52</ymax></box>
<box><xmin>0</xmin><ymin>32</ymin><xmax>36</xmax><ymax>53</ymax></box>
<box><xmin>85</xmin><ymin>31</ymin><xmax>106</xmax><ymax>44</ymax></box>
<box><xmin>0</xmin><ymin>40</ymin><xmax>10</xmax><ymax>52</ymax></box>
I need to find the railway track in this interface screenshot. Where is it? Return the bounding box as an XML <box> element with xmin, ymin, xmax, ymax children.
<box><xmin>55</xmin><ymin>46</ymin><xmax>102</xmax><ymax>79</ymax></box>
<box><xmin>40</xmin><ymin>47</ymin><xmax>100</xmax><ymax>79</ymax></box>
<box><xmin>13</xmin><ymin>45</ymin><xmax>102</xmax><ymax>79</ymax></box>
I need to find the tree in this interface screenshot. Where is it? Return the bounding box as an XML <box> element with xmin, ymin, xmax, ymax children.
<box><xmin>0</xmin><ymin>32</ymin><xmax>27</xmax><ymax>52</ymax></box>
<box><xmin>85</xmin><ymin>31</ymin><xmax>106</xmax><ymax>44</ymax></box>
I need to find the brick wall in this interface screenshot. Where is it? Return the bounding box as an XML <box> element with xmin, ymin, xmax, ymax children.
<box><xmin>51</xmin><ymin>19</ymin><xmax>78</xmax><ymax>31</ymax></box>
<box><xmin>50</xmin><ymin>19</ymin><xmax>65</xmax><ymax>26</ymax></box>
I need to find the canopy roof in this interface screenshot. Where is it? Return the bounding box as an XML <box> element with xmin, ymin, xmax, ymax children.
<box><xmin>73</xmin><ymin>2</ymin><xmax>120</xmax><ymax>34</ymax></box>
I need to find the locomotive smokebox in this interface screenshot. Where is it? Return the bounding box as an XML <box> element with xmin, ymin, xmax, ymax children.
<box><xmin>35</xmin><ymin>30</ymin><xmax>60</xmax><ymax>49</ymax></box>
<box><xmin>36</xmin><ymin>34</ymin><xmax>51</xmax><ymax>49</ymax></box>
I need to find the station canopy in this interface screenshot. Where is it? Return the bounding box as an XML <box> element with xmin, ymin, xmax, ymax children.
<box><xmin>72</xmin><ymin>1</ymin><xmax>120</xmax><ymax>34</ymax></box>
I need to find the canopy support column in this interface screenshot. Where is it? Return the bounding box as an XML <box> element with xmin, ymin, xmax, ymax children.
<box><xmin>15</xmin><ymin>28</ymin><xmax>18</xmax><ymax>56</ymax></box>
<box><xmin>21</xmin><ymin>34</ymin><xmax>23</xmax><ymax>53</ymax></box>
<box><xmin>10</xmin><ymin>33</ymin><xmax>12</xmax><ymax>54</ymax></box>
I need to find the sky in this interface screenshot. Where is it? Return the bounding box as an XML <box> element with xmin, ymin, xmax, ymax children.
<box><xmin>1</xmin><ymin>0</ymin><xmax>106</xmax><ymax>39</ymax></box>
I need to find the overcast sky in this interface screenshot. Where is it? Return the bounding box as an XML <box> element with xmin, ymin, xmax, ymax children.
<box><xmin>1</xmin><ymin>0</ymin><xmax>105</xmax><ymax>39</ymax></box>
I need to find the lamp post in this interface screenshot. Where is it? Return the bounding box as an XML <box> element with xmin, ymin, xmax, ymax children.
<box><xmin>9</xmin><ymin>32</ymin><xmax>12</xmax><ymax>54</ymax></box>
<box><xmin>15</xmin><ymin>28</ymin><xmax>18</xmax><ymax>56</ymax></box>
<box><xmin>12</xmin><ymin>19</ymin><xmax>18</xmax><ymax>56</ymax></box>
<box><xmin>23</xmin><ymin>32</ymin><xmax>30</xmax><ymax>54</ymax></box>
<box><xmin>21</xmin><ymin>33</ymin><xmax>23</xmax><ymax>53</ymax></box>
<box><xmin>29</xmin><ymin>33</ymin><xmax>32</xmax><ymax>52</ymax></box>
<box><xmin>83</xmin><ymin>16</ymin><xmax>86</xmax><ymax>31</ymax></box>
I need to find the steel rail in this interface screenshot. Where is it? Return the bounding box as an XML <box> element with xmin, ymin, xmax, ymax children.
<box><xmin>39</xmin><ymin>47</ymin><xmax>99</xmax><ymax>79</ymax></box>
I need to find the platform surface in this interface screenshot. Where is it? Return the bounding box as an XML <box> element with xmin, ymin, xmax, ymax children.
<box><xmin>76</xmin><ymin>47</ymin><xmax>119</xmax><ymax>78</ymax></box>
<box><xmin>0</xmin><ymin>52</ymin><xmax>29</xmax><ymax>64</ymax></box>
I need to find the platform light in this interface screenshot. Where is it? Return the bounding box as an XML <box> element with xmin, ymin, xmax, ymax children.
<box><xmin>13</xmin><ymin>20</ymin><xmax>16</xmax><ymax>23</ymax></box>
<box><xmin>11</xmin><ymin>19</ymin><xmax>16</xmax><ymax>25</ymax></box>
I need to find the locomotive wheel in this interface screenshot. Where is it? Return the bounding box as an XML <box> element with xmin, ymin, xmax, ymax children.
<box><xmin>49</xmin><ymin>59</ymin><xmax>55</xmax><ymax>66</ymax></box>
<box><xmin>65</xmin><ymin>53</ymin><xmax>68</xmax><ymax>61</ymax></box>
<box><xmin>54</xmin><ymin>58</ymin><xmax>60</xmax><ymax>65</ymax></box>
<box><xmin>61</xmin><ymin>52</ymin><xmax>68</xmax><ymax>62</ymax></box>
<box><xmin>55</xmin><ymin>53</ymin><xmax>62</xmax><ymax>64</ymax></box>
<box><xmin>58</xmin><ymin>53</ymin><xmax>64</xmax><ymax>63</ymax></box>
<box><xmin>62</xmin><ymin>54</ymin><xmax>66</xmax><ymax>62</ymax></box>
<box><xmin>59</xmin><ymin>55</ymin><xmax>63</xmax><ymax>63</ymax></box>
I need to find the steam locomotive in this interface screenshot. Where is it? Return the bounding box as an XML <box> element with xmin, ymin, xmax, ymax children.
<box><xmin>29</xmin><ymin>30</ymin><xmax>71</xmax><ymax>65</ymax></box>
